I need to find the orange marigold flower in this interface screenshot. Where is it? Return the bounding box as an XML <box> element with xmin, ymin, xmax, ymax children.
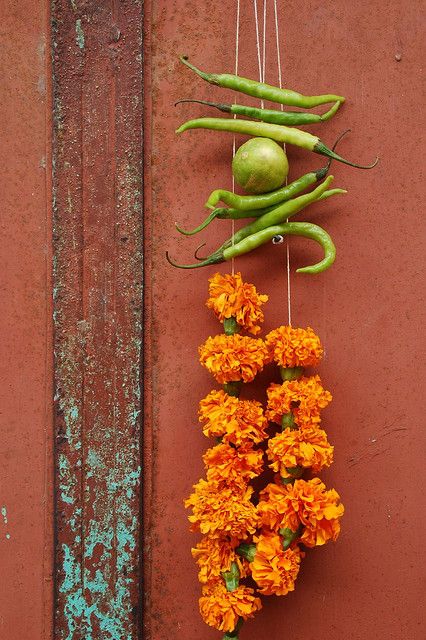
<box><xmin>185</xmin><ymin>479</ymin><xmax>258</xmax><ymax>538</ymax></box>
<box><xmin>192</xmin><ymin>536</ymin><xmax>248</xmax><ymax>585</ymax></box>
<box><xmin>206</xmin><ymin>272</ymin><xmax>268</xmax><ymax>335</ymax></box>
<box><xmin>199</xmin><ymin>334</ymin><xmax>269</xmax><ymax>384</ymax></box>
<box><xmin>200</xmin><ymin>582</ymin><xmax>262</xmax><ymax>632</ymax></box>
<box><xmin>266</xmin><ymin>375</ymin><xmax>332</xmax><ymax>427</ymax></box>
<box><xmin>250</xmin><ymin>531</ymin><xmax>303</xmax><ymax>596</ymax></box>
<box><xmin>265</xmin><ymin>325</ymin><xmax>323</xmax><ymax>368</ymax></box>
<box><xmin>258</xmin><ymin>478</ymin><xmax>344</xmax><ymax>547</ymax></box>
<box><xmin>198</xmin><ymin>390</ymin><xmax>268</xmax><ymax>445</ymax></box>
<box><xmin>203</xmin><ymin>443</ymin><xmax>264</xmax><ymax>487</ymax></box>
<box><xmin>267</xmin><ymin>427</ymin><xmax>334</xmax><ymax>478</ymax></box>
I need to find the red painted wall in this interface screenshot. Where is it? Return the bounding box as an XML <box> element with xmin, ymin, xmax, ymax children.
<box><xmin>144</xmin><ymin>1</ymin><xmax>424</xmax><ymax>639</ymax></box>
<box><xmin>0</xmin><ymin>1</ymin><xmax>424</xmax><ymax>638</ymax></box>
<box><xmin>0</xmin><ymin>1</ymin><xmax>53</xmax><ymax>638</ymax></box>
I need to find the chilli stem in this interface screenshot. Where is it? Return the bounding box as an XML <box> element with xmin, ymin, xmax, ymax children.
<box><xmin>314</xmin><ymin>128</ymin><xmax>351</xmax><ymax>179</ymax></box>
<box><xmin>179</xmin><ymin>55</ymin><xmax>214</xmax><ymax>83</ymax></box>
<box><xmin>175</xmin><ymin>98</ymin><xmax>232</xmax><ymax>113</ymax></box>
<box><xmin>175</xmin><ymin>209</ymin><xmax>221</xmax><ymax>235</ymax></box>
<box><xmin>165</xmin><ymin>250</ymin><xmax>224</xmax><ymax>269</ymax></box>
<box><xmin>315</xmin><ymin>139</ymin><xmax>378</xmax><ymax>169</ymax></box>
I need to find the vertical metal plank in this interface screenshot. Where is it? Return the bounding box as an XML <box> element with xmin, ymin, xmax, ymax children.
<box><xmin>51</xmin><ymin>1</ymin><xmax>143</xmax><ymax>638</ymax></box>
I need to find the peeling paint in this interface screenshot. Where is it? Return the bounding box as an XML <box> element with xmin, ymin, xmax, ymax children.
<box><xmin>75</xmin><ymin>19</ymin><xmax>85</xmax><ymax>50</ymax></box>
<box><xmin>53</xmin><ymin>2</ymin><xmax>143</xmax><ymax>637</ymax></box>
<box><xmin>2</xmin><ymin>506</ymin><xmax>11</xmax><ymax>540</ymax></box>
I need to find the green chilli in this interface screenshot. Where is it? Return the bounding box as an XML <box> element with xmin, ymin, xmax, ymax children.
<box><xmin>166</xmin><ymin>221</ymin><xmax>336</xmax><ymax>274</ymax></box>
<box><xmin>175</xmin><ymin>98</ymin><xmax>342</xmax><ymax>125</ymax></box>
<box><xmin>180</xmin><ymin>56</ymin><xmax>345</xmax><ymax>108</ymax></box>
<box><xmin>176</xmin><ymin>118</ymin><xmax>378</xmax><ymax>169</ymax></box>
<box><xmin>205</xmin><ymin>164</ymin><xmax>329</xmax><ymax>211</ymax></box>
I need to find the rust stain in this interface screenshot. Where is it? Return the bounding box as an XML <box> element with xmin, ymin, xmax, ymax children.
<box><xmin>52</xmin><ymin>1</ymin><xmax>143</xmax><ymax>638</ymax></box>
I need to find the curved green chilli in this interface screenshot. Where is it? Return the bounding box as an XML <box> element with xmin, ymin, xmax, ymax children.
<box><xmin>175</xmin><ymin>204</ymin><xmax>277</xmax><ymax>236</ymax></box>
<box><xmin>180</xmin><ymin>56</ymin><xmax>345</xmax><ymax>108</ymax></box>
<box><xmin>166</xmin><ymin>221</ymin><xmax>336</xmax><ymax>274</ymax></box>
<box><xmin>214</xmin><ymin>176</ymin><xmax>338</xmax><ymax>252</ymax></box>
<box><xmin>223</xmin><ymin>222</ymin><xmax>336</xmax><ymax>273</ymax></box>
<box><xmin>175</xmin><ymin>98</ymin><xmax>342</xmax><ymax>125</ymax></box>
<box><xmin>176</xmin><ymin>117</ymin><xmax>378</xmax><ymax>169</ymax></box>
<box><xmin>176</xmin><ymin>187</ymin><xmax>346</xmax><ymax>237</ymax></box>
<box><xmin>205</xmin><ymin>164</ymin><xmax>329</xmax><ymax>210</ymax></box>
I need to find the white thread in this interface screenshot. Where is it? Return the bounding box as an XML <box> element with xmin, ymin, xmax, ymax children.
<box><xmin>253</xmin><ymin>0</ymin><xmax>265</xmax><ymax>107</ymax></box>
<box><xmin>231</xmin><ymin>0</ymin><xmax>241</xmax><ymax>277</ymax></box>
<box><xmin>273</xmin><ymin>0</ymin><xmax>292</xmax><ymax>326</ymax></box>
<box><xmin>262</xmin><ymin>0</ymin><xmax>267</xmax><ymax>85</ymax></box>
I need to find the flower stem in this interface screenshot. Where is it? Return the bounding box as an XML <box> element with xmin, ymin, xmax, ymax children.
<box><xmin>236</xmin><ymin>542</ymin><xmax>256</xmax><ymax>562</ymax></box>
<box><xmin>223</xmin><ymin>381</ymin><xmax>242</xmax><ymax>397</ymax></box>
<box><xmin>281</xmin><ymin>412</ymin><xmax>296</xmax><ymax>430</ymax></box>
<box><xmin>224</xmin><ymin>316</ymin><xmax>241</xmax><ymax>335</ymax></box>
<box><xmin>221</xmin><ymin>561</ymin><xmax>240</xmax><ymax>592</ymax></box>
<box><xmin>280</xmin><ymin>523</ymin><xmax>304</xmax><ymax>550</ymax></box>
<box><xmin>280</xmin><ymin>366</ymin><xmax>304</xmax><ymax>381</ymax></box>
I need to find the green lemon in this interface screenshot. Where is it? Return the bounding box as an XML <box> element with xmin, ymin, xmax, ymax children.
<box><xmin>232</xmin><ymin>137</ymin><xmax>289</xmax><ymax>194</ymax></box>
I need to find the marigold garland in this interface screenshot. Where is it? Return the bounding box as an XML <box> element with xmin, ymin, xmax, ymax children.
<box><xmin>265</xmin><ymin>325</ymin><xmax>323</xmax><ymax>368</ymax></box>
<box><xmin>203</xmin><ymin>442</ymin><xmax>264</xmax><ymax>487</ymax></box>
<box><xmin>192</xmin><ymin>536</ymin><xmax>249</xmax><ymax>585</ymax></box>
<box><xmin>267</xmin><ymin>426</ymin><xmax>334</xmax><ymax>478</ymax></box>
<box><xmin>206</xmin><ymin>272</ymin><xmax>269</xmax><ymax>335</ymax></box>
<box><xmin>199</xmin><ymin>333</ymin><xmax>269</xmax><ymax>384</ymax></box>
<box><xmin>198</xmin><ymin>390</ymin><xmax>268</xmax><ymax>444</ymax></box>
<box><xmin>258</xmin><ymin>478</ymin><xmax>344</xmax><ymax>547</ymax></box>
<box><xmin>199</xmin><ymin>583</ymin><xmax>262</xmax><ymax>633</ymax></box>
<box><xmin>185</xmin><ymin>274</ymin><xmax>344</xmax><ymax>639</ymax></box>
<box><xmin>185</xmin><ymin>479</ymin><xmax>258</xmax><ymax>538</ymax></box>
<box><xmin>266</xmin><ymin>375</ymin><xmax>332</xmax><ymax>427</ymax></box>
<box><xmin>250</xmin><ymin>531</ymin><xmax>303</xmax><ymax>596</ymax></box>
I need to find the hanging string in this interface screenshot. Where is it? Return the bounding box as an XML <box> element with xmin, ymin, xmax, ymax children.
<box><xmin>253</xmin><ymin>0</ymin><xmax>265</xmax><ymax>107</ymax></box>
<box><xmin>252</xmin><ymin>1</ymin><xmax>293</xmax><ymax>325</ymax></box>
<box><xmin>231</xmin><ymin>0</ymin><xmax>241</xmax><ymax>277</ymax></box>
<box><xmin>273</xmin><ymin>0</ymin><xmax>292</xmax><ymax>326</ymax></box>
<box><xmin>255</xmin><ymin>1</ymin><xmax>292</xmax><ymax>325</ymax></box>
<box><xmin>262</xmin><ymin>0</ymin><xmax>267</xmax><ymax>86</ymax></box>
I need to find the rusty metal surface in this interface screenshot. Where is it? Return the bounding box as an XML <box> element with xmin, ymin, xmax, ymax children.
<box><xmin>143</xmin><ymin>1</ymin><xmax>425</xmax><ymax>639</ymax></box>
<box><xmin>0</xmin><ymin>1</ymin><xmax>53</xmax><ymax>638</ymax></box>
<box><xmin>52</xmin><ymin>1</ymin><xmax>143</xmax><ymax>638</ymax></box>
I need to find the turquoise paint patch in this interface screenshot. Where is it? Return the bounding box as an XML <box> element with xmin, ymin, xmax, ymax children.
<box><xmin>85</xmin><ymin>569</ymin><xmax>108</xmax><ymax>595</ymax></box>
<box><xmin>87</xmin><ymin>448</ymin><xmax>102</xmax><ymax>469</ymax></box>
<box><xmin>1</xmin><ymin>506</ymin><xmax>8</xmax><ymax>524</ymax></box>
<box><xmin>58</xmin><ymin>453</ymin><xmax>68</xmax><ymax>472</ymax></box>
<box><xmin>60</xmin><ymin>400</ymin><xmax>80</xmax><ymax>444</ymax></box>
<box><xmin>61</xmin><ymin>535</ymin><xmax>136</xmax><ymax>640</ymax></box>
<box><xmin>57</xmin><ymin>364</ymin><xmax>141</xmax><ymax>639</ymax></box>
<box><xmin>86</xmin><ymin>448</ymin><xmax>104</xmax><ymax>479</ymax></box>
<box><xmin>61</xmin><ymin>492</ymin><xmax>74</xmax><ymax>505</ymax></box>
<box><xmin>75</xmin><ymin>19</ymin><xmax>85</xmax><ymax>50</ymax></box>
<box><xmin>61</xmin><ymin>543</ymin><xmax>80</xmax><ymax>593</ymax></box>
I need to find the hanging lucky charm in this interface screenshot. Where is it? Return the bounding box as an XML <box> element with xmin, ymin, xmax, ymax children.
<box><xmin>184</xmin><ymin>274</ymin><xmax>344</xmax><ymax>638</ymax></box>
<box><xmin>170</xmin><ymin>3</ymin><xmax>377</xmax><ymax>638</ymax></box>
